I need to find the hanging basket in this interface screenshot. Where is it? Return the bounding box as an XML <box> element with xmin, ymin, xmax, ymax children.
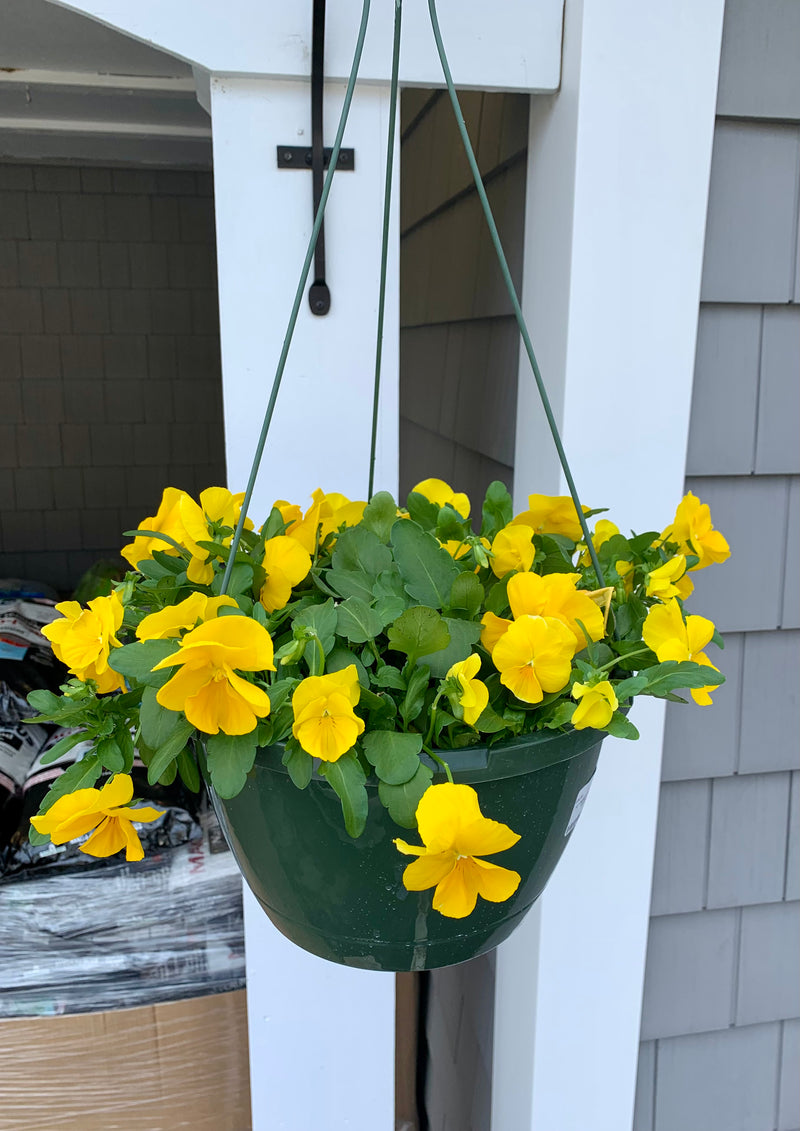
<box><xmin>210</xmin><ymin>728</ymin><xmax>603</xmax><ymax>971</ymax></box>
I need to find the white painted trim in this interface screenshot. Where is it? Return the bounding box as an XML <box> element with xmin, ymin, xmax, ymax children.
<box><xmin>0</xmin><ymin>117</ymin><xmax>210</xmax><ymax>137</ymax></box>
<box><xmin>0</xmin><ymin>69</ymin><xmax>196</xmax><ymax>91</ymax></box>
<box><xmin>211</xmin><ymin>74</ymin><xmax>399</xmax><ymax>1131</ymax></box>
<box><xmin>494</xmin><ymin>1</ymin><xmax>725</xmax><ymax>1128</ymax></box>
<box><xmin>47</xmin><ymin>0</ymin><xmax>565</xmax><ymax>91</ymax></box>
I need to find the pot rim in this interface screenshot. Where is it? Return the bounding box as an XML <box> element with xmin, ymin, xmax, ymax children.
<box><xmin>250</xmin><ymin>724</ymin><xmax>605</xmax><ymax>787</ymax></box>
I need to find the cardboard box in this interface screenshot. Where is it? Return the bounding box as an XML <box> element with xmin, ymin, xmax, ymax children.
<box><xmin>0</xmin><ymin>990</ymin><xmax>251</xmax><ymax>1130</ymax></box>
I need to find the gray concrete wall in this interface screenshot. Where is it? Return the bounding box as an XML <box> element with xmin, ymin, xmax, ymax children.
<box><xmin>0</xmin><ymin>162</ymin><xmax>225</xmax><ymax>592</ymax></box>
<box><xmin>398</xmin><ymin>88</ymin><xmax>528</xmax><ymax>1131</ymax></box>
<box><xmin>634</xmin><ymin>3</ymin><xmax>800</xmax><ymax>1128</ymax></box>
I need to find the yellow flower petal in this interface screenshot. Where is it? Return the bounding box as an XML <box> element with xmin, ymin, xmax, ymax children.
<box><xmin>415</xmin><ymin>783</ymin><xmax>483</xmax><ymax>855</ymax></box>
<box><xmin>490</xmin><ymin>524</ymin><xmax>535</xmax><ymax>578</ymax></box>
<box><xmin>468</xmin><ymin>857</ymin><xmax>521</xmax><ymax>904</ymax></box>
<box><xmin>80</xmin><ymin>815</ymin><xmax>128</xmax><ymax>858</ymax></box>
<box><xmin>480</xmin><ymin>611</ymin><xmax>512</xmax><ymax>653</ymax></box>
<box><xmin>399</xmin><ymin>851</ymin><xmax>457</xmax><ymax>891</ymax></box>
<box><xmin>431</xmin><ymin>858</ymin><xmax>480</xmax><ymax>918</ymax></box>
<box><xmin>412</xmin><ymin>478</ymin><xmax>471</xmax><ymax>519</ymax></box>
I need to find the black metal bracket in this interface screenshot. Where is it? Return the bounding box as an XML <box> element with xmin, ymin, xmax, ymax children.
<box><xmin>276</xmin><ymin>0</ymin><xmax>355</xmax><ymax>317</ymax></box>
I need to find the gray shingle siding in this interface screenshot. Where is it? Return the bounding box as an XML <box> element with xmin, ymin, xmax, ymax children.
<box><xmin>635</xmin><ymin>2</ymin><xmax>800</xmax><ymax>1127</ymax></box>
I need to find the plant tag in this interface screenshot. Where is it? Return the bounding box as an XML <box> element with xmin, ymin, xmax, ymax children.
<box><xmin>565</xmin><ymin>779</ymin><xmax>593</xmax><ymax>837</ymax></box>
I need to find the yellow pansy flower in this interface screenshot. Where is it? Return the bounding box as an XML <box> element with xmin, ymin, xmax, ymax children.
<box><xmin>291</xmin><ymin>665</ymin><xmax>365</xmax><ymax>762</ymax></box>
<box><xmin>511</xmin><ymin>494</ymin><xmax>590</xmax><ymax>542</ymax></box>
<box><xmin>283</xmin><ymin>490</ymin><xmax>366</xmax><ymax>554</ymax></box>
<box><xmin>579</xmin><ymin>518</ymin><xmax>620</xmax><ymax>566</ymax></box>
<box><xmin>259</xmin><ymin>536</ymin><xmax>312</xmax><ymax>613</ymax></box>
<box><xmin>642</xmin><ymin>598</ymin><xmax>720</xmax><ymax>705</ymax></box>
<box><xmin>507</xmin><ymin>571</ymin><xmax>605</xmax><ymax>649</ymax></box>
<box><xmin>661</xmin><ymin>491</ymin><xmax>730</xmax><ymax>571</ymax></box>
<box><xmin>645</xmin><ymin>555</ymin><xmax>694</xmax><ymax>602</ymax></box>
<box><xmin>120</xmin><ymin>486</ymin><xmax>191</xmax><ymax>571</ymax></box>
<box><xmin>571</xmin><ymin>680</ymin><xmax>618</xmax><ymax>730</ymax></box>
<box><xmin>490</xmin><ymin>524</ymin><xmax>535</xmax><ymax>579</ymax></box>
<box><xmin>178</xmin><ymin>487</ymin><xmax>249</xmax><ymax>585</ymax></box>
<box><xmin>491</xmin><ymin>614</ymin><xmax>575</xmax><ymax>704</ymax></box>
<box><xmin>42</xmin><ymin>592</ymin><xmax>126</xmax><ymax>693</ymax></box>
<box><xmin>30</xmin><ymin>774</ymin><xmax>164</xmax><ymax>862</ymax></box>
<box><xmin>394</xmin><ymin>783</ymin><xmax>520</xmax><ymax>919</ymax></box>
<box><xmin>412</xmin><ymin>478</ymin><xmax>471</xmax><ymax>520</ymax></box>
<box><xmin>136</xmin><ymin>593</ymin><xmax>238</xmax><ymax>641</ymax></box>
<box><xmin>153</xmin><ymin>617</ymin><xmax>275</xmax><ymax>735</ymax></box>
<box><xmin>446</xmin><ymin>654</ymin><xmax>489</xmax><ymax>726</ymax></box>
<box><xmin>480</xmin><ymin>611</ymin><xmax>512</xmax><ymax>654</ymax></box>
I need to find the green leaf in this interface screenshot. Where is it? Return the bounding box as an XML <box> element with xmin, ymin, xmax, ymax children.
<box><xmin>378</xmin><ymin>763</ymin><xmax>433</xmax><ymax>829</ymax></box>
<box><xmin>262</xmin><ymin>506</ymin><xmax>289</xmax><ymax>541</ymax></box>
<box><xmin>481</xmin><ymin>480</ymin><xmax>513</xmax><ymax>538</ymax></box>
<box><xmin>97</xmin><ymin>736</ymin><xmax>124</xmax><ymax>772</ymax></box>
<box><xmin>473</xmin><ymin>703</ymin><xmax>507</xmax><ymax>733</ymax></box>
<box><xmin>405</xmin><ymin>491</ymin><xmax>440</xmax><ymax>530</ymax></box>
<box><xmin>447</xmin><ymin>572</ymin><xmax>484</xmax><ymax>619</ymax></box>
<box><xmin>38</xmin><ymin>729</ymin><xmax>91</xmax><ymax>766</ymax></box>
<box><xmin>266</xmin><ymin>677</ymin><xmax>298</xmax><ymax>714</ymax></box>
<box><xmin>205</xmin><ymin>732</ymin><xmax>258</xmax><ymax>798</ymax></box>
<box><xmin>332</xmin><ymin>525</ymin><xmax>392</xmax><ymax>578</ymax></box>
<box><xmin>327</xmin><ymin>646</ymin><xmax>369</xmax><ymax>686</ymax></box>
<box><xmin>360</xmin><ymin>491</ymin><xmax>398</xmax><ymax>543</ymax></box>
<box><xmin>147</xmin><ymin>718</ymin><xmax>195</xmax><ymax>785</ymax></box>
<box><xmin>401</xmin><ymin>664</ymin><xmax>430</xmax><ymax>727</ymax></box>
<box><xmin>372</xmin><ymin>567</ymin><xmax>406</xmax><ymax>600</ymax></box>
<box><xmin>542</xmin><ymin>701</ymin><xmax>576</xmax><ymax>730</ymax></box>
<box><xmin>292</xmin><ymin>599</ymin><xmax>338</xmax><ymax>655</ymax></box>
<box><xmin>336</xmin><ymin>596</ymin><xmax>384</xmax><ymax>644</ymax></box>
<box><xmin>326</xmin><ymin>569</ymin><xmax>375</xmax><ymax>603</ymax></box>
<box><xmin>612</xmin><ymin>675</ymin><xmax>649</xmax><ymax>701</ymax></box>
<box><xmin>387</xmin><ymin>606</ymin><xmax>450</xmax><ymax>666</ymax></box>
<box><xmin>211</xmin><ymin>563</ymin><xmax>253</xmax><ymax>598</ymax></box>
<box><xmin>320</xmin><ymin>751</ymin><xmax>368</xmax><ymax>837</ymax></box>
<box><xmin>176</xmin><ymin>748</ymin><xmax>200</xmax><ymax>793</ymax></box>
<box><xmin>641</xmin><ymin>660</ymin><xmax>723</xmax><ymax>697</ymax></box>
<box><xmin>391</xmin><ymin>520</ymin><xmax>460</xmax><ymax>609</ymax></box>
<box><xmin>363</xmin><ymin>731</ymin><xmax>423</xmax><ymax>785</ymax></box>
<box><xmin>35</xmin><ymin>754</ymin><xmax>103</xmax><ymax>816</ymax></box>
<box><xmin>605</xmin><ymin>712</ymin><xmax>640</xmax><ymax>740</ymax></box>
<box><xmin>26</xmin><ymin>689</ymin><xmax>63</xmax><ymax>716</ymax></box>
<box><xmin>420</xmin><ymin>618</ymin><xmax>482</xmax><ymax>679</ymax></box>
<box><xmin>373</xmin><ymin>665</ymin><xmax>406</xmax><ymax>690</ymax></box>
<box><xmin>139</xmin><ymin>685</ymin><xmax>184</xmax><ymax>750</ymax></box>
<box><xmin>484</xmin><ymin>574</ymin><xmax>511</xmax><ymax>616</ymax></box>
<box><xmin>436</xmin><ymin>506</ymin><xmax>469</xmax><ymax>544</ymax></box>
<box><xmin>375</xmin><ymin>594</ymin><xmax>407</xmax><ymax>626</ymax></box>
<box><xmin>282</xmin><ymin>738</ymin><xmax>313</xmax><ymax>790</ymax></box>
<box><xmin>108</xmin><ymin>640</ymin><xmax>178</xmax><ymax>688</ymax></box>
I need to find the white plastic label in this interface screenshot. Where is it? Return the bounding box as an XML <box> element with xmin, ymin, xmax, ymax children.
<box><xmin>565</xmin><ymin>779</ymin><xmax>593</xmax><ymax>837</ymax></box>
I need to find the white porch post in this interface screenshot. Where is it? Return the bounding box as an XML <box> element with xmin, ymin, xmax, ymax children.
<box><xmin>493</xmin><ymin>2</ymin><xmax>725</xmax><ymax>1129</ymax></box>
<box><xmin>209</xmin><ymin>76</ymin><xmax>399</xmax><ymax>1131</ymax></box>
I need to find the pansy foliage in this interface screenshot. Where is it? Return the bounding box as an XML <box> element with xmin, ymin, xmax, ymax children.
<box><xmin>27</xmin><ymin>480</ymin><xmax>729</xmax><ymax>916</ymax></box>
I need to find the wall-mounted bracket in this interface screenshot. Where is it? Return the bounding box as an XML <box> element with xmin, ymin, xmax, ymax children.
<box><xmin>275</xmin><ymin>0</ymin><xmax>355</xmax><ymax>316</ymax></box>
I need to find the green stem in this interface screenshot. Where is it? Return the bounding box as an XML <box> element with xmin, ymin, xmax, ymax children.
<box><xmin>423</xmin><ymin>743</ymin><xmax>453</xmax><ymax>784</ymax></box>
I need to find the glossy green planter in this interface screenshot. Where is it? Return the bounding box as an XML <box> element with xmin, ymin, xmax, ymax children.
<box><xmin>210</xmin><ymin>728</ymin><xmax>603</xmax><ymax>971</ymax></box>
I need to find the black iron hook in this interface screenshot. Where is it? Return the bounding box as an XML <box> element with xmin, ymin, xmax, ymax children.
<box><xmin>308</xmin><ymin>0</ymin><xmax>331</xmax><ymax>316</ymax></box>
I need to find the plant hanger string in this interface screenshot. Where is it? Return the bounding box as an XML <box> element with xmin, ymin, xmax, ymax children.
<box><xmin>223</xmin><ymin>0</ymin><xmax>604</xmax><ymax>592</ymax></box>
<box><xmin>423</xmin><ymin>0</ymin><xmax>605</xmax><ymax>585</ymax></box>
<box><xmin>220</xmin><ymin>0</ymin><xmax>372</xmax><ymax>595</ymax></box>
<box><xmin>368</xmin><ymin>0</ymin><xmax>403</xmax><ymax>499</ymax></box>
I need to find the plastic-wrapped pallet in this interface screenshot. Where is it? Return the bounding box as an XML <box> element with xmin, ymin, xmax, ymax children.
<box><xmin>0</xmin><ymin>805</ymin><xmax>245</xmax><ymax>1017</ymax></box>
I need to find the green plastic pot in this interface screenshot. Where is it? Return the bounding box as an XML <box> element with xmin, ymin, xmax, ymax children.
<box><xmin>210</xmin><ymin>728</ymin><xmax>604</xmax><ymax>971</ymax></box>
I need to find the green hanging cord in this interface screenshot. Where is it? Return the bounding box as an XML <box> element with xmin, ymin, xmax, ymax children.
<box><xmin>427</xmin><ymin>0</ymin><xmax>605</xmax><ymax>587</ymax></box>
<box><xmin>368</xmin><ymin>0</ymin><xmax>403</xmax><ymax>500</ymax></box>
<box><xmin>221</xmin><ymin>0</ymin><xmax>372</xmax><ymax>595</ymax></box>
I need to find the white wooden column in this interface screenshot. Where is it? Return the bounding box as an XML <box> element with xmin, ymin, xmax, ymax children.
<box><xmin>492</xmin><ymin>3</ymin><xmax>726</xmax><ymax>1129</ymax></box>
<box><xmin>210</xmin><ymin>76</ymin><xmax>399</xmax><ymax>1131</ymax></box>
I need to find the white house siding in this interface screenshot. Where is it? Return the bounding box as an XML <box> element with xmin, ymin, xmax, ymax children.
<box><xmin>399</xmin><ymin>88</ymin><xmax>527</xmax><ymax>1131</ymax></box>
<box><xmin>0</xmin><ymin>161</ymin><xmax>225</xmax><ymax>591</ymax></box>
<box><xmin>634</xmin><ymin>3</ymin><xmax>800</xmax><ymax>1130</ymax></box>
